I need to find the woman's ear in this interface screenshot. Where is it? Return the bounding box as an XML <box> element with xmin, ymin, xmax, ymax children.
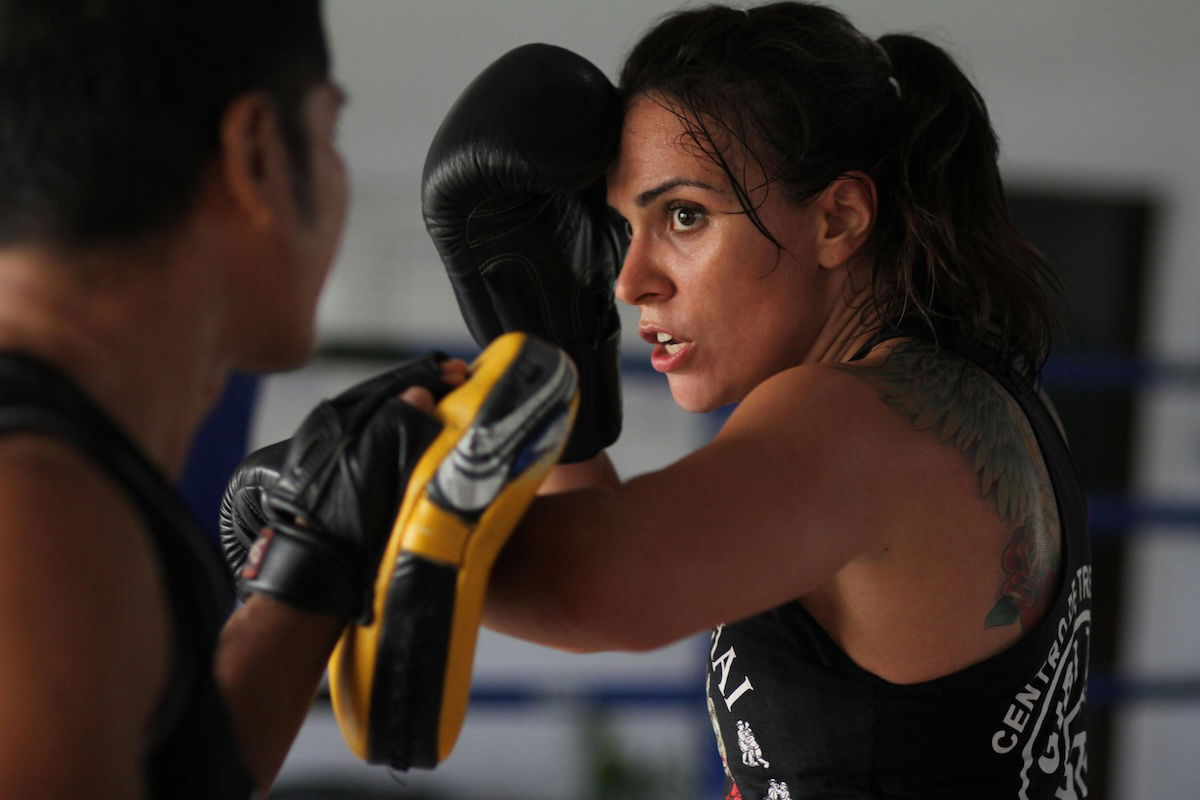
<box><xmin>814</xmin><ymin>171</ymin><xmax>876</xmax><ymax>269</ymax></box>
<box><xmin>216</xmin><ymin>91</ymin><xmax>295</xmax><ymax>231</ymax></box>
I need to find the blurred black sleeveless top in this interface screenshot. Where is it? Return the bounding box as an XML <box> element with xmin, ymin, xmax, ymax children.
<box><xmin>706</xmin><ymin>331</ymin><xmax>1091</xmax><ymax>799</ymax></box>
<box><xmin>0</xmin><ymin>353</ymin><xmax>253</xmax><ymax>799</ymax></box>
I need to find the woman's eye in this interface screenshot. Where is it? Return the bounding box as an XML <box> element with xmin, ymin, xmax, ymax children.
<box><xmin>669</xmin><ymin>204</ymin><xmax>705</xmax><ymax>232</ymax></box>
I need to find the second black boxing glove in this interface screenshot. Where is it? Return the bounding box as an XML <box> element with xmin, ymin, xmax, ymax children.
<box><xmin>421</xmin><ymin>43</ymin><xmax>627</xmax><ymax>463</ymax></box>
<box><xmin>219</xmin><ymin>439</ymin><xmax>287</xmax><ymax>583</ymax></box>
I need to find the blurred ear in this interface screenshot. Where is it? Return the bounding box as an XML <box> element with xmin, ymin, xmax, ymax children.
<box><xmin>216</xmin><ymin>92</ymin><xmax>294</xmax><ymax>230</ymax></box>
<box><xmin>813</xmin><ymin>171</ymin><xmax>876</xmax><ymax>269</ymax></box>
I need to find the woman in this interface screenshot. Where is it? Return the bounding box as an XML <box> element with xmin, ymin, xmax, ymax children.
<box><xmin>430</xmin><ymin>3</ymin><xmax>1091</xmax><ymax>797</ymax></box>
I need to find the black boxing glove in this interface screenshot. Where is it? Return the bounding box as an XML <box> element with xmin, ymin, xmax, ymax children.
<box><xmin>226</xmin><ymin>353</ymin><xmax>451</xmax><ymax>621</ymax></box>
<box><xmin>421</xmin><ymin>43</ymin><xmax>627</xmax><ymax>463</ymax></box>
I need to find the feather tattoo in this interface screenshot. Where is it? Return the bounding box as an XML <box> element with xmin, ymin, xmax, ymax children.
<box><xmin>838</xmin><ymin>341</ymin><xmax>1060</xmax><ymax>630</ymax></box>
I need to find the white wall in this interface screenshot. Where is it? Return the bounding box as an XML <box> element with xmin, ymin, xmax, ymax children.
<box><xmin>259</xmin><ymin>2</ymin><xmax>1200</xmax><ymax>797</ymax></box>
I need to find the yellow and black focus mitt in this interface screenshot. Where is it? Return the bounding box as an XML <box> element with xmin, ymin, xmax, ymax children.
<box><xmin>327</xmin><ymin>332</ymin><xmax>578</xmax><ymax>769</ymax></box>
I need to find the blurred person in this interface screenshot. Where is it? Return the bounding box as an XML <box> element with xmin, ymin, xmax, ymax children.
<box><xmin>0</xmin><ymin>1</ymin><xmax>464</xmax><ymax>796</ymax></box>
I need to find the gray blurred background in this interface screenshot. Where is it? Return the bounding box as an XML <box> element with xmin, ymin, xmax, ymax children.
<box><xmin>235</xmin><ymin>1</ymin><xmax>1200</xmax><ymax>797</ymax></box>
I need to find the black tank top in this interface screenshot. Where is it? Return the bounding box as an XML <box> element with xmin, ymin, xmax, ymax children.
<box><xmin>706</xmin><ymin>334</ymin><xmax>1091</xmax><ymax>799</ymax></box>
<box><xmin>0</xmin><ymin>353</ymin><xmax>253</xmax><ymax>799</ymax></box>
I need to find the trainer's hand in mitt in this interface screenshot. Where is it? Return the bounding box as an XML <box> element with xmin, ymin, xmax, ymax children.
<box><xmin>219</xmin><ymin>352</ymin><xmax>455</xmax><ymax>621</ymax></box>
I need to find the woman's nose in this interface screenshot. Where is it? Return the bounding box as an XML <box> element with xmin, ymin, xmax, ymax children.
<box><xmin>614</xmin><ymin>233</ymin><xmax>672</xmax><ymax>307</ymax></box>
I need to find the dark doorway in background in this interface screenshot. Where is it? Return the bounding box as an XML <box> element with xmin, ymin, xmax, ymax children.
<box><xmin>1007</xmin><ymin>185</ymin><xmax>1158</xmax><ymax>800</ymax></box>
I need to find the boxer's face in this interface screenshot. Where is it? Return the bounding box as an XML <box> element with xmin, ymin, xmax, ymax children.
<box><xmin>246</xmin><ymin>80</ymin><xmax>350</xmax><ymax>370</ymax></box>
<box><xmin>609</xmin><ymin>97</ymin><xmax>835</xmax><ymax>412</ymax></box>
<box><xmin>299</xmin><ymin>81</ymin><xmax>350</xmax><ymax>294</ymax></box>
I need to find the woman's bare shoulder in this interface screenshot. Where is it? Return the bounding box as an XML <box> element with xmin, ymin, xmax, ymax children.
<box><xmin>777</xmin><ymin>340</ymin><xmax>1064</xmax><ymax>682</ymax></box>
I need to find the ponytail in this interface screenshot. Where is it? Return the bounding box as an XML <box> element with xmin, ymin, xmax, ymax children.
<box><xmin>874</xmin><ymin>34</ymin><xmax>1061</xmax><ymax>377</ymax></box>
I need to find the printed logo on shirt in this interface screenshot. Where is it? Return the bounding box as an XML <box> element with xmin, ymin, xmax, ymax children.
<box><xmin>991</xmin><ymin>564</ymin><xmax>1092</xmax><ymax>799</ymax></box>
<box><xmin>711</xmin><ymin>623</ymin><xmax>755</xmax><ymax>710</ymax></box>
<box><xmin>766</xmin><ymin>779</ymin><xmax>792</xmax><ymax>799</ymax></box>
<box><xmin>736</xmin><ymin>720</ymin><xmax>770</xmax><ymax>768</ymax></box>
<box><xmin>709</xmin><ymin>624</ymin><xmax>761</xmax><ymax>796</ymax></box>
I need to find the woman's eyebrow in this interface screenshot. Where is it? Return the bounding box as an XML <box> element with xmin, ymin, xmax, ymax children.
<box><xmin>635</xmin><ymin>178</ymin><xmax>722</xmax><ymax>207</ymax></box>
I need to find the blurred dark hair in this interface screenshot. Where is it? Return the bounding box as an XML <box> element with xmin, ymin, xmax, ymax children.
<box><xmin>0</xmin><ymin>0</ymin><xmax>329</xmax><ymax>248</ymax></box>
<box><xmin>619</xmin><ymin>1</ymin><xmax>1061</xmax><ymax>377</ymax></box>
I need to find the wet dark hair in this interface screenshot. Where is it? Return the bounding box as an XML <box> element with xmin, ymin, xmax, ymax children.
<box><xmin>0</xmin><ymin>0</ymin><xmax>330</xmax><ymax>248</ymax></box>
<box><xmin>619</xmin><ymin>1</ymin><xmax>1061</xmax><ymax>377</ymax></box>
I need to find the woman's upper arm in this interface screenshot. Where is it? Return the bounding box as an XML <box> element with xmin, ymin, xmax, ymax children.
<box><xmin>0</xmin><ymin>444</ymin><xmax>168</xmax><ymax>798</ymax></box>
<box><xmin>487</xmin><ymin>366</ymin><xmax>897</xmax><ymax>651</ymax></box>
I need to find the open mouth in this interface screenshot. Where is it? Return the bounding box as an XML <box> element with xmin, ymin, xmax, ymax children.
<box><xmin>656</xmin><ymin>331</ymin><xmax>688</xmax><ymax>355</ymax></box>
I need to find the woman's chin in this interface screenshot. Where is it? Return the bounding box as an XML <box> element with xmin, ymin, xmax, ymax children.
<box><xmin>668</xmin><ymin>378</ymin><xmax>728</xmax><ymax>415</ymax></box>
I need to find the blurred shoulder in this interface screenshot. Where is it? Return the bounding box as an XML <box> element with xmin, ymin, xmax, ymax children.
<box><xmin>0</xmin><ymin>433</ymin><xmax>169</xmax><ymax>690</ymax></box>
<box><xmin>0</xmin><ymin>435</ymin><xmax>171</xmax><ymax>800</ymax></box>
<box><xmin>0</xmin><ymin>432</ymin><xmax>145</xmax><ymax>543</ymax></box>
